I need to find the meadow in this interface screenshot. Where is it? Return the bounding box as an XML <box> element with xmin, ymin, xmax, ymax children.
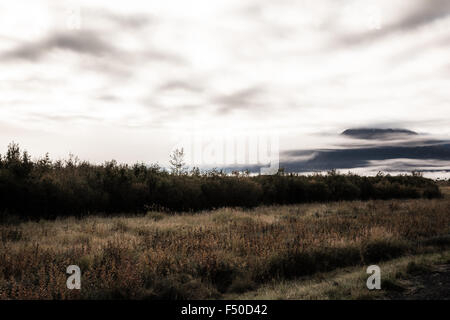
<box><xmin>1</xmin><ymin>196</ymin><xmax>449</xmax><ymax>299</ymax></box>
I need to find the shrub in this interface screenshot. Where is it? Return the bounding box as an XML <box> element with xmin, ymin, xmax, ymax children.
<box><xmin>0</xmin><ymin>143</ymin><xmax>442</xmax><ymax>218</ymax></box>
<box><xmin>423</xmin><ymin>185</ymin><xmax>442</xmax><ymax>199</ymax></box>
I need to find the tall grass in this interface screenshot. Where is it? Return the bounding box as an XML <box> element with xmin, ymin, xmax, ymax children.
<box><xmin>0</xmin><ymin>198</ymin><xmax>449</xmax><ymax>299</ymax></box>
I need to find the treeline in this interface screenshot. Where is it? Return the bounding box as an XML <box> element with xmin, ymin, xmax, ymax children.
<box><xmin>0</xmin><ymin>143</ymin><xmax>442</xmax><ymax>219</ymax></box>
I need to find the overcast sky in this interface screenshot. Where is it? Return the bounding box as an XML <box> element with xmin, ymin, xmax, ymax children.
<box><xmin>1</xmin><ymin>0</ymin><xmax>449</xmax><ymax>165</ymax></box>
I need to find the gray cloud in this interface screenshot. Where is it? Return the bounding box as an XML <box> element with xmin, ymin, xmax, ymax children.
<box><xmin>28</xmin><ymin>113</ymin><xmax>101</xmax><ymax>123</ymax></box>
<box><xmin>394</xmin><ymin>0</ymin><xmax>450</xmax><ymax>30</ymax></box>
<box><xmin>2</xmin><ymin>30</ymin><xmax>116</xmax><ymax>61</ymax></box>
<box><xmin>143</xmin><ymin>49</ymin><xmax>187</xmax><ymax>65</ymax></box>
<box><xmin>2</xmin><ymin>27</ymin><xmax>185</xmax><ymax>70</ymax></box>
<box><xmin>105</xmin><ymin>12</ymin><xmax>154</xmax><ymax>29</ymax></box>
<box><xmin>158</xmin><ymin>80</ymin><xmax>203</xmax><ymax>93</ymax></box>
<box><xmin>281</xmin><ymin>142</ymin><xmax>450</xmax><ymax>172</ymax></box>
<box><xmin>337</xmin><ymin>0</ymin><xmax>450</xmax><ymax>46</ymax></box>
<box><xmin>96</xmin><ymin>94</ymin><xmax>121</xmax><ymax>102</ymax></box>
<box><xmin>389</xmin><ymin>33</ymin><xmax>450</xmax><ymax>65</ymax></box>
<box><xmin>212</xmin><ymin>86</ymin><xmax>265</xmax><ymax>114</ymax></box>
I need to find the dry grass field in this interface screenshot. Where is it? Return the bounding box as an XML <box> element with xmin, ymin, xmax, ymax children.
<box><xmin>1</xmin><ymin>196</ymin><xmax>449</xmax><ymax>299</ymax></box>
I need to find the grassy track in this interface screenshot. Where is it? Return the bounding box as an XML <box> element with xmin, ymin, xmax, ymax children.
<box><xmin>225</xmin><ymin>250</ymin><xmax>450</xmax><ymax>299</ymax></box>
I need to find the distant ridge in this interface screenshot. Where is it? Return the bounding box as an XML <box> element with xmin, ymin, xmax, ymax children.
<box><xmin>342</xmin><ymin>128</ymin><xmax>418</xmax><ymax>140</ymax></box>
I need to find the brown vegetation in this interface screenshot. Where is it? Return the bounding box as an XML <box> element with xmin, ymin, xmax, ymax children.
<box><xmin>1</xmin><ymin>197</ymin><xmax>449</xmax><ymax>299</ymax></box>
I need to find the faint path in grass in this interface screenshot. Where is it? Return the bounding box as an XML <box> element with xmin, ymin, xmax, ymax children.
<box><xmin>388</xmin><ymin>264</ymin><xmax>450</xmax><ymax>300</ymax></box>
<box><xmin>224</xmin><ymin>251</ymin><xmax>450</xmax><ymax>300</ymax></box>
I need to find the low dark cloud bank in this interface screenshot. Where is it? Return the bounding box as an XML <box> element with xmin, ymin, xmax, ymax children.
<box><xmin>281</xmin><ymin>128</ymin><xmax>450</xmax><ymax>173</ymax></box>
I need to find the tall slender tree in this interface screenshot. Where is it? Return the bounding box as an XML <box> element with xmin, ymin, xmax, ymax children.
<box><xmin>169</xmin><ymin>148</ymin><xmax>186</xmax><ymax>175</ymax></box>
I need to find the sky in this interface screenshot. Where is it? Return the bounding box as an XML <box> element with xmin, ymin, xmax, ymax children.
<box><xmin>0</xmin><ymin>0</ymin><xmax>449</xmax><ymax>170</ymax></box>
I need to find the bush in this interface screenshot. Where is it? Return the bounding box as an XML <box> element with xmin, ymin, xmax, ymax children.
<box><xmin>0</xmin><ymin>143</ymin><xmax>442</xmax><ymax>219</ymax></box>
<box><xmin>423</xmin><ymin>185</ymin><xmax>442</xmax><ymax>199</ymax></box>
